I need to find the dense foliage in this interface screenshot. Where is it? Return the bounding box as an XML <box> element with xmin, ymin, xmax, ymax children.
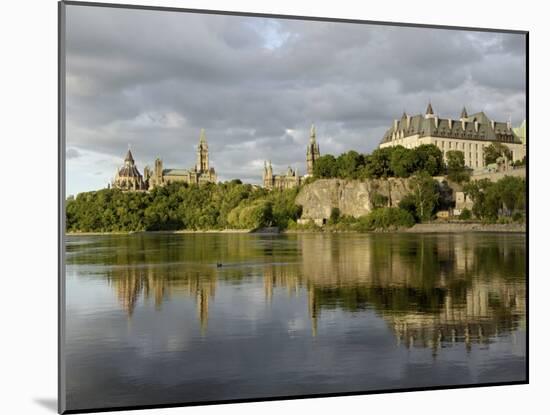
<box><xmin>463</xmin><ymin>176</ymin><xmax>526</xmax><ymax>221</ymax></box>
<box><xmin>66</xmin><ymin>182</ymin><xmax>302</xmax><ymax>232</ymax></box>
<box><xmin>301</xmin><ymin>207</ymin><xmax>416</xmax><ymax>232</ymax></box>
<box><xmin>313</xmin><ymin>144</ymin><xmax>444</xmax><ymax>180</ymax></box>
<box><xmin>483</xmin><ymin>142</ymin><xmax>512</xmax><ymax>165</ymax></box>
<box><xmin>354</xmin><ymin>207</ymin><xmax>416</xmax><ymax>231</ymax></box>
<box><xmin>445</xmin><ymin>150</ymin><xmax>470</xmax><ymax>183</ymax></box>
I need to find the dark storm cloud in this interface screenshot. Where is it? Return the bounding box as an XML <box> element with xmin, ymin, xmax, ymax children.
<box><xmin>65</xmin><ymin>4</ymin><xmax>526</xmax><ymax>193</ymax></box>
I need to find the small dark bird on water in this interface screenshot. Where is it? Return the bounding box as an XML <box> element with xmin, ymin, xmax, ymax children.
<box><xmin>216</xmin><ymin>263</ymin><xmax>223</xmax><ymax>268</ymax></box>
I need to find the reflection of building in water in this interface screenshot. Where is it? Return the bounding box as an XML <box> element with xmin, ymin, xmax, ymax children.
<box><xmin>263</xmin><ymin>264</ymin><xmax>318</xmax><ymax>335</ymax></box>
<box><xmin>263</xmin><ymin>264</ymin><xmax>301</xmax><ymax>302</ymax></box>
<box><xmin>106</xmin><ymin>264</ymin><xmax>216</xmax><ymax>333</ymax></box>
<box><xmin>262</xmin><ymin>234</ymin><xmax>525</xmax><ymax>349</ymax></box>
<box><xmin>390</xmin><ymin>279</ymin><xmax>525</xmax><ymax>353</ymax></box>
<box><xmin>103</xmin><ymin>233</ymin><xmax>525</xmax><ymax>349</ymax></box>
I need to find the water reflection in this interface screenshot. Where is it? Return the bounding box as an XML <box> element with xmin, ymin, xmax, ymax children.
<box><xmin>67</xmin><ymin>233</ymin><xmax>525</xmax><ymax>352</ymax></box>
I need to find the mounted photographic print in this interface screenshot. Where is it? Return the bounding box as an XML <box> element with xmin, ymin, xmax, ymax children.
<box><xmin>59</xmin><ymin>1</ymin><xmax>528</xmax><ymax>413</ymax></box>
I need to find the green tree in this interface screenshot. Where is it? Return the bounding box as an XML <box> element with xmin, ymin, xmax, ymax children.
<box><xmin>458</xmin><ymin>209</ymin><xmax>472</xmax><ymax>220</ymax></box>
<box><xmin>356</xmin><ymin>207</ymin><xmax>415</xmax><ymax>231</ymax></box>
<box><xmin>408</xmin><ymin>173</ymin><xmax>440</xmax><ymax>221</ymax></box>
<box><xmin>364</xmin><ymin>147</ymin><xmax>394</xmax><ymax>178</ymax></box>
<box><xmin>483</xmin><ymin>142</ymin><xmax>512</xmax><ymax>165</ymax></box>
<box><xmin>397</xmin><ymin>193</ymin><xmax>419</xmax><ymax>223</ymax></box>
<box><xmin>413</xmin><ymin>144</ymin><xmax>444</xmax><ymax>176</ymax></box>
<box><xmin>463</xmin><ymin>176</ymin><xmax>526</xmax><ymax>220</ymax></box>
<box><xmin>336</xmin><ymin>151</ymin><xmax>364</xmax><ymax>179</ymax></box>
<box><xmin>446</xmin><ymin>150</ymin><xmax>470</xmax><ymax>183</ymax></box>
<box><xmin>313</xmin><ymin>155</ymin><xmax>338</xmax><ymax>178</ymax></box>
<box><xmin>389</xmin><ymin>146</ymin><xmax>415</xmax><ymax>178</ymax></box>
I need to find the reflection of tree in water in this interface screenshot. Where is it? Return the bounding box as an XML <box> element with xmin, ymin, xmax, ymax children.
<box><xmin>69</xmin><ymin>233</ymin><xmax>262</xmax><ymax>329</ymax></box>
<box><xmin>265</xmin><ymin>234</ymin><xmax>525</xmax><ymax>352</ymax></box>
<box><xmin>68</xmin><ymin>233</ymin><xmax>525</xmax><ymax>347</ymax></box>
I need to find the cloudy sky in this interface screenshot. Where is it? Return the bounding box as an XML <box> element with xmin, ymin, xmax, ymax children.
<box><xmin>65</xmin><ymin>4</ymin><xmax>526</xmax><ymax>196</ymax></box>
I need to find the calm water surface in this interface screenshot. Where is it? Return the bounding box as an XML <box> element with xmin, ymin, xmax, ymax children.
<box><xmin>64</xmin><ymin>233</ymin><xmax>526</xmax><ymax>411</ymax></box>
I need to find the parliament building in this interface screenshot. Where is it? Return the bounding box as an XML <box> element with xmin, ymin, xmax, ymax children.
<box><xmin>263</xmin><ymin>124</ymin><xmax>321</xmax><ymax>190</ymax></box>
<box><xmin>111</xmin><ymin>129</ymin><xmax>217</xmax><ymax>191</ymax></box>
<box><xmin>379</xmin><ymin>103</ymin><xmax>526</xmax><ymax>169</ymax></box>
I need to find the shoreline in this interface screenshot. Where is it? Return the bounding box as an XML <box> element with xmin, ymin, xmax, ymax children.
<box><xmin>404</xmin><ymin>223</ymin><xmax>525</xmax><ymax>233</ymax></box>
<box><xmin>66</xmin><ymin>222</ymin><xmax>525</xmax><ymax>236</ymax></box>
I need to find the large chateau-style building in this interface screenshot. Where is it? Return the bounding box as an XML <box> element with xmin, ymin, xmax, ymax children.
<box><xmin>263</xmin><ymin>124</ymin><xmax>321</xmax><ymax>190</ymax></box>
<box><xmin>379</xmin><ymin>103</ymin><xmax>526</xmax><ymax>169</ymax></box>
<box><xmin>111</xmin><ymin>129</ymin><xmax>217</xmax><ymax>191</ymax></box>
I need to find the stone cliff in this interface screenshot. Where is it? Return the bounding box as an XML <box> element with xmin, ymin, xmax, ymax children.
<box><xmin>295</xmin><ymin>178</ymin><xmax>411</xmax><ymax>224</ymax></box>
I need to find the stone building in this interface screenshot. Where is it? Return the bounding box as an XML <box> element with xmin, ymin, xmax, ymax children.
<box><xmin>263</xmin><ymin>124</ymin><xmax>320</xmax><ymax>190</ymax></box>
<box><xmin>262</xmin><ymin>161</ymin><xmax>301</xmax><ymax>190</ymax></box>
<box><xmin>378</xmin><ymin>104</ymin><xmax>526</xmax><ymax>169</ymax></box>
<box><xmin>146</xmin><ymin>129</ymin><xmax>217</xmax><ymax>189</ymax></box>
<box><xmin>111</xmin><ymin>149</ymin><xmax>148</xmax><ymax>191</ymax></box>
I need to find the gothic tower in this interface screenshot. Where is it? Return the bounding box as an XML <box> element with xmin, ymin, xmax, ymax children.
<box><xmin>196</xmin><ymin>129</ymin><xmax>209</xmax><ymax>173</ymax></box>
<box><xmin>306</xmin><ymin>124</ymin><xmax>320</xmax><ymax>175</ymax></box>
<box><xmin>263</xmin><ymin>160</ymin><xmax>273</xmax><ymax>190</ymax></box>
<box><xmin>154</xmin><ymin>158</ymin><xmax>163</xmax><ymax>178</ymax></box>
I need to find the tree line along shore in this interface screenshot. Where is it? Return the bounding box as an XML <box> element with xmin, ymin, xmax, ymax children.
<box><xmin>66</xmin><ymin>144</ymin><xmax>526</xmax><ymax>234</ymax></box>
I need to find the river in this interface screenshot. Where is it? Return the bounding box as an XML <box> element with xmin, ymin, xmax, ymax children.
<box><xmin>64</xmin><ymin>232</ymin><xmax>526</xmax><ymax>411</ymax></box>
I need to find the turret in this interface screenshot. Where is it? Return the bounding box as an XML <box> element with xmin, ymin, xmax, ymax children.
<box><xmin>425</xmin><ymin>102</ymin><xmax>435</xmax><ymax>119</ymax></box>
<box><xmin>460</xmin><ymin>106</ymin><xmax>468</xmax><ymax>121</ymax></box>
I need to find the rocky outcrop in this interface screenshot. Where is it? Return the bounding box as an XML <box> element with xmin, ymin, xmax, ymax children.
<box><xmin>295</xmin><ymin>178</ymin><xmax>411</xmax><ymax>223</ymax></box>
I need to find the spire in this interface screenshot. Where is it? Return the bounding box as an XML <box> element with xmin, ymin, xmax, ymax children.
<box><xmin>310</xmin><ymin>124</ymin><xmax>316</xmax><ymax>141</ymax></box>
<box><xmin>124</xmin><ymin>148</ymin><xmax>135</xmax><ymax>164</ymax></box>
<box><xmin>460</xmin><ymin>106</ymin><xmax>468</xmax><ymax>120</ymax></box>
<box><xmin>426</xmin><ymin>102</ymin><xmax>434</xmax><ymax>115</ymax></box>
<box><xmin>199</xmin><ymin>128</ymin><xmax>207</xmax><ymax>144</ymax></box>
<box><xmin>402</xmin><ymin>110</ymin><xmax>407</xmax><ymax>119</ymax></box>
